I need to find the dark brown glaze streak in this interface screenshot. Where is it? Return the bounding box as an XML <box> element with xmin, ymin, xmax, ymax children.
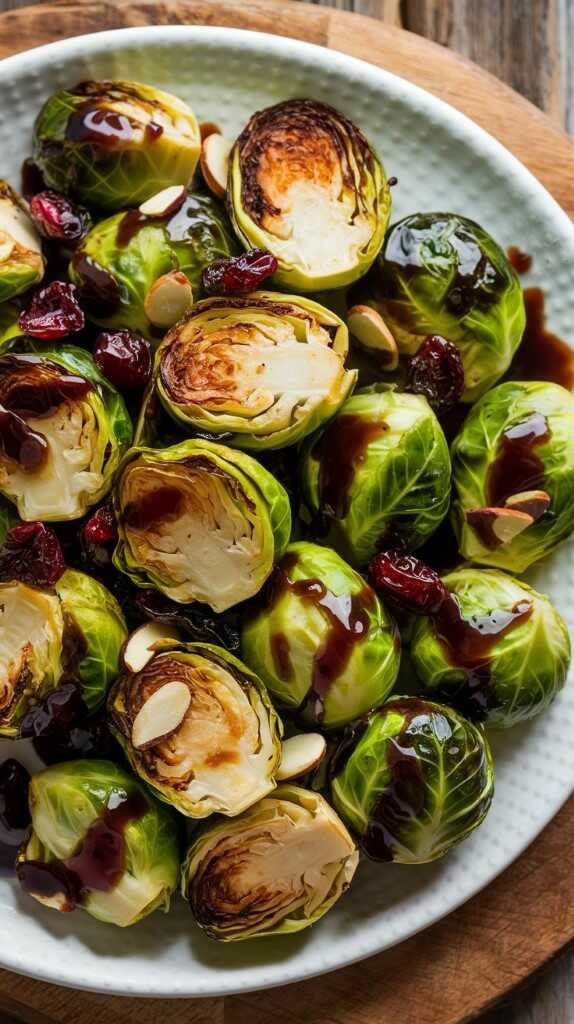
<box><xmin>123</xmin><ymin>485</ymin><xmax>184</xmax><ymax>531</ymax></box>
<box><xmin>487</xmin><ymin>412</ymin><xmax>550</xmax><ymax>507</ymax></box>
<box><xmin>508</xmin><ymin>287</ymin><xmax>574</xmax><ymax>390</ymax></box>
<box><xmin>507</xmin><ymin>246</ymin><xmax>532</xmax><ymax>274</ymax></box>
<box><xmin>316</xmin><ymin>414</ymin><xmax>388</xmax><ymax>519</ymax></box>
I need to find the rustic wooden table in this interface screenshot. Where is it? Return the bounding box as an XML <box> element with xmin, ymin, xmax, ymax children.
<box><xmin>0</xmin><ymin>1</ymin><xmax>572</xmax><ymax>1022</ymax></box>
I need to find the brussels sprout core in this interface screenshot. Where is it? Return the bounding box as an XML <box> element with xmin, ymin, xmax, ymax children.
<box><xmin>0</xmin><ymin>181</ymin><xmax>44</xmax><ymax>302</ymax></box>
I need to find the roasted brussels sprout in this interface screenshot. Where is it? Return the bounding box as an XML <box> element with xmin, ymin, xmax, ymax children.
<box><xmin>182</xmin><ymin>784</ymin><xmax>358</xmax><ymax>940</ymax></box>
<box><xmin>34</xmin><ymin>80</ymin><xmax>201</xmax><ymax>210</ymax></box>
<box><xmin>109</xmin><ymin>640</ymin><xmax>282</xmax><ymax>817</ymax></box>
<box><xmin>0</xmin><ymin>568</ymin><xmax>127</xmax><ymax>736</ymax></box>
<box><xmin>354</xmin><ymin>213</ymin><xmax>525</xmax><ymax>401</ymax></box>
<box><xmin>113</xmin><ymin>438</ymin><xmax>291</xmax><ymax>611</ymax></box>
<box><xmin>229</xmin><ymin>99</ymin><xmax>390</xmax><ymax>292</ymax></box>
<box><xmin>0</xmin><ymin>301</ymin><xmax>23</xmax><ymax>349</ymax></box>
<box><xmin>451</xmin><ymin>381</ymin><xmax>574</xmax><ymax>571</ymax></box>
<box><xmin>0</xmin><ymin>347</ymin><xmax>132</xmax><ymax>521</ymax></box>
<box><xmin>301</xmin><ymin>384</ymin><xmax>451</xmax><ymax>566</ymax></box>
<box><xmin>70</xmin><ymin>192</ymin><xmax>238</xmax><ymax>340</ymax></box>
<box><xmin>16</xmin><ymin>760</ymin><xmax>179</xmax><ymax>926</ymax></box>
<box><xmin>331</xmin><ymin>696</ymin><xmax>494</xmax><ymax>863</ymax></box>
<box><xmin>411</xmin><ymin>568</ymin><xmax>570</xmax><ymax>727</ymax></box>
<box><xmin>242</xmin><ymin>541</ymin><xmax>400</xmax><ymax>729</ymax></box>
<box><xmin>0</xmin><ymin>181</ymin><xmax>44</xmax><ymax>301</ymax></box>
<box><xmin>156</xmin><ymin>292</ymin><xmax>356</xmax><ymax>449</ymax></box>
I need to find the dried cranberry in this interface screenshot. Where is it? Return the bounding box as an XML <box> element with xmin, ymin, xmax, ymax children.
<box><xmin>369</xmin><ymin>549</ymin><xmax>447</xmax><ymax>615</ymax></box>
<box><xmin>34</xmin><ymin>714</ymin><xmax>119</xmax><ymax>765</ymax></box>
<box><xmin>405</xmin><ymin>335</ymin><xmax>465</xmax><ymax>414</ymax></box>
<box><xmin>93</xmin><ymin>330</ymin><xmax>151</xmax><ymax>391</ymax></box>
<box><xmin>19</xmin><ymin>281</ymin><xmax>85</xmax><ymax>340</ymax></box>
<box><xmin>202</xmin><ymin>249</ymin><xmax>278</xmax><ymax>295</ymax></box>
<box><xmin>0</xmin><ymin>522</ymin><xmax>66</xmax><ymax>588</ymax></box>
<box><xmin>20</xmin><ymin>682</ymin><xmax>86</xmax><ymax>739</ymax></box>
<box><xmin>81</xmin><ymin>502</ymin><xmax>118</xmax><ymax>568</ymax></box>
<box><xmin>30</xmin><ymin>191</ymin><xmax>91</xmax><ymax>245</ymax></box>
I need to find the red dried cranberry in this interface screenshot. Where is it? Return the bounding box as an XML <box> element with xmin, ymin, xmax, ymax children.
<box><xmin>405</xmin><ymin>335</ymin><xmax>465</xmax><ymax>415</ymax></box>
<box><xmin>19</xmin><ymin>281</ymin><xmax>85</xmax><ymax>340</ymax></box>
<box><xmin>93</xmin><ymin>330</ymin><xmax>151</xmax><ymax>391</ymax></box>
<box><xmin>81</xmin><ymin>502</ymin><xmax>118</xmax><ymax>568</ymax></box>
<box><xmin>202</xmin><ymin>249</ymin><xmax>278</xmax><ymax>295</ymax></box>
<box><xmin>30</xmin><ymin>190</ymin><xmax>91</xmax><ymax>245</ymax></box>
<box><xmin>20</xmin><ymin>681</ymin><xmax>86</xmax><ymax>739</ymax></box>
<box><xmin>369</xmin><ymin>549</ymin><xmax>447</xmax><ymax>615</ymax></box>
<box><xmin>0</xmin><ymin>522</ymin><xmax>66</xmax><ymax>588</ymax></box>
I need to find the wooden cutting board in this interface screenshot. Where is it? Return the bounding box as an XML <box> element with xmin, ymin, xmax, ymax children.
<box><xmin>0</xmin><ymin>3</ymin><xmax>573</xmax><ymax>1022</ymax></box>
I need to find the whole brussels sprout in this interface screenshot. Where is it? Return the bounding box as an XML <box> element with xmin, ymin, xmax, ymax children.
<box><xmin>182</xmin><ymin>784</ymin><xmax>358</xmax><ymax>940</ymax></box>
<box><xmin>229</xmin><ymin>99</ymin><xmax>390</xmax><ymax>292</ymax></box>
<box><xmin>0</xmin><ymin>346</ymin><xmax>132</xmax><ymax>521</ymax></box>
<box><xmin>301</xmin><ymin>384</ymin><xmax>451</xmax><ymax>566</ymax></box>
<box><xmin>16</xmin><ymin>760</ymin><xmax>179</xmax><ymax>926</ymax></box>
<box><xmin>156</xmin><ymin>291</ymin><xmax>357</xmax><ymax>449</ymax></box>
<box><xmin>34</xmin><ymin>80</ymin><xmax>201</xmax><ymax>210</ymax></box>
<box><xmin>354</xmin><ymin>212</ymin><xmax>525</xmax><ymax>401</ymax></box>
<box><xmin>0</xmin><ymin>568</ymin><xmax>127</xmax><ymax>736</ymax></box>
<box><xmin>113</xmin><ymin>438</ymin><xmax>291</xmax><ymax>611</ymax></box>
<box><xmin>109</xmin><ymin>640</ymin><xmax>282</xmax><ymax>817</ymax></box>
<box><xmin>331</xmin><ymin>696</ymin><xmax>494</xmax><ymax>863</ymax></box>
<box><xmin>242</xmin><ymin>541</ymin><xmax>400</xmax><ymax>730</ymax></box>
<box><xmin>70</xmin><ymin>192</ymin><xmax>238</xmax><ymax>340</ymax></box>
<box><xmin>0</xmin><ymin>181</ymin><xmax>44</xmax><ymax>302</ymax></box>
<box><xmin>451</xmin><ymin>380</ymin><xmax>574</xmax><ymax>572</ymax></box>
<box><xmin>411</xmin><ymin>568</ymin><xmax>570</xmax><ymax>727</ymax></box>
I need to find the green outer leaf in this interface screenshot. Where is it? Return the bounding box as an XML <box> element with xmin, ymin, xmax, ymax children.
<box><xmin>0</xmin><ymin>301</ymin><xmax>24</xmax><ymax>349</ymax></box>
<box><xmin>0</xmin><ymin>495</ymin><xmax>18</xmax><ymax>544</ymax></box>
<box><xmin>410</xmin><ymin>568</ymin><xmax>571</xmax><ymax>727</ymax></box>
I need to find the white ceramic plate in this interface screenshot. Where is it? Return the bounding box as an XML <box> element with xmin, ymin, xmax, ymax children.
<box><xmin>0</xmin><ymin>24</ymin><xmax>573</xmax><ymax>999</ymax></box>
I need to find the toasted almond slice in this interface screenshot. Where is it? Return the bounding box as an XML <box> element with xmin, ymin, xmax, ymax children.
<box><xmin>131</xmin><ymin>680</ymin><xmax>191</xmax><ymax>750</ymax></box>
<box><xmin>0</xmin><ymin>229</ymin><xmax>14</xmax><ymax>262</ymax></box>
<box><xmin>347</xmin><ymin>305</ymin><xmax>399</xmax><ymax>369</ymax></box>
<box><xmin>467</xmin><ymin>506</ymin><xmax>534</xmax><ymax>545</ymax></box>
<box><xmin>123</xmin><ymin>621</ymin><xmax>181</xmax><ymax>674</ymax></box>
<box><xmin>200</xmin><ymin>133</ymin><xmax>232</xmax><ymax>199</ymax></box>
<box><xmin>139</xmin><ymin>185</ymin><xmax>186</xmax><ymax>218</ymax></box>
<box><xmin>144</xmin><ymin>271</ymin><xmax>193</xmax><ymax>328</ymax></box>
<box><xmin>200</xmin><ymin>121</ymin><xmax>222</xmax><ymax>142</ymax></box>
<box><xmin>505</xmin><ymin>489</ymin><xmax>550</xmax><ymax>521</ymax></box>
<box><xmin>276</xmin><ymin>733</ymin><xmax>327</xmax><ymax>781</ymax></box>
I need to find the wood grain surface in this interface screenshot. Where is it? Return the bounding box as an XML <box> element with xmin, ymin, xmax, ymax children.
<box><xmin>0</xmin><ymin>3</ymin><xmax>572</xmax><ymax>1023</ymax></box>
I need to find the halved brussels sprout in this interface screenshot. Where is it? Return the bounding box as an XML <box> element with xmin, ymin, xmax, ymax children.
<box><xmin>411</xmin><ymin>568</ymin><xmax>570</xmax><ymax>727</ymax></box>
<box><xmin>331</xmin><ymin>696</ymin><xmax>494</xmax><ymax>863</ymax></box>
<box><xmin>16</xmin><ymin>760</ymin><xmax>179</xmax><ymax>926</ymax></box>
<box><xmin>69</xmin><ymin>192</ymin><xmax>238</xmax><ymax>340</ymax></box>
<box><xmin>229</xmin><ymin>99</ymin><xmax>390</xmax><ymax>292</ymax></box>
<box><xmin>109</xmin><ymin>640</ymin><xmax>282</xmax><ymax>817</ymax></box>
<box><xmin>354</xmin><ymin>213</ymin><xmax>525</xmax><ymax>401</ymax></box>
<box><xmin>451</xmin><ymin>381</ymin><xmax>574</xmax><ymax>571</ymax></box>
<box><xmin>113</xmin><ymin>438</ymin><xmax>291</xmax><ymax>611</ymax></box>
<box><xmin>0</xmin><ymin>181</ymin><xmax>44</xmax><ymax>302</ymax></box>
<box><xmin>156</xmin><ymin>291</ymin><xmax>357</xmax><ymax>449</ymax></box>
<box><xmin>34</xmin><ymin>80</ymin><xmax>201</xmax><ymax>210</ymax></box>
<box><xmin>0</xmin><ymin>568</ymin><xmax>127</xmax><ymax>736</ymax></box>
<box><xmin>242</xmin><ymin>541</ymin><xmax>400</xmax><ymax>729</ymax></box>
<box><xmin>301</xmin><ymin>384</ymin><xmax>451</xmax><ymax>566</ymax></box>
<box><xmin>182</xmin><ymin>784</ymin><xmax>358</xmax><ymax>940</ymax></box>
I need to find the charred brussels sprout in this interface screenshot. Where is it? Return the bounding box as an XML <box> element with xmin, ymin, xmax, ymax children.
<box><xmin>331</xmin><ymin>696</ymin><xmax>494</xmax><ymax>863</ymax></box>
<box><xmin>16</xmin><ymin>760</ymin><xmax>179</xmax><ymax>926</ymax></box>
<box><xmin>0</xmin><ymin>181</ymin><xmax>44</xmax><ymax>301</ymax></box>
<box><xmin>34</xmin><ymin>80</ymin><xmax>200</xmax><ymax>210</ymax></box>
<box><xmin>301</xmin><ymin>385</ymin><xmax>451</xmax><ymax>566</ymax></box>
<box><xmin>157</xmin><ymin>291</ymin><xmax>356</xmax><ymax>449</ymax></box>
<box><xmin>0</xmin><ymin>347</ymin><xmax>132</xmax><ymax>521</ymax></box>
<box><xmin>70</xmin><ymin>192</ymin><xmax>238</xmax><ymax>340</ymax></box>
<box><xmin>229</xmin><ymin>99</ymin><xmax>390</xmax><ymax>292</ymax></box>
<box><xmin>242</xmin><ymin>542</ymin><xmax>400</xmax><ymax>729</ymax></box>
<box><xmin>355</xmin><ymin>213</ymin><xmax>525</xmax><ymax>401</ymax></box>
<box><xmin>113</xmin><ymin>438</ymin><xmax>291</xmax><ymax>611</ymax></box>
<box><xmin>451</xmin><ymin>381</ymin><xmax>574</xmax><ymax>572</ymax></box>
<box><xmin>182</xmin><ymin>784</ymin><xmax>358</xmax><ymax>940</ymax></box>
<box><xmin>109</xmin><ymin>640</ymin><xmax>282</xmax><ymax>817</ymax></box>
<box><xmin>411</xmin><ymin>568</ymin><xmax>570</xmax><ymax>727</ymax></box>
<box><xmin>0</xmin><ymin>569</ymin><xmax>127</xmax><ymax>736</ymax></box>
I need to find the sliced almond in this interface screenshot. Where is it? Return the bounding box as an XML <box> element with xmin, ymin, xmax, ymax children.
<box><xmin>131</xmin><ymin>680</ymin><xmax>191</xmax><ymax>750</ymax></box>
<box><xmin>276</xmin><ymin>733</ymin><xmax>327</xmax><ymax>781</ymax></box>
<box><xmin>144</xmin><ymin>271</ymin><xmax>193</xmax><ymax>328</ymax></box>
<box><xmin>200</xmin><ymin>121</ymin><xmax>222</xmax><ymax>142</ymax></box>
<box><xmin>139</xmin><ymin>185</ymin><xmax>186</xmax><ymax>218</ymax></box>
<box><xmin>467</xmin><ymin>506</ymin><xmax>534</xmax><ymax>546</ymax></box>
<box><xmin>347</xmin><ymin>304</ymin><xmax>399</xmax><ymax>369</ymax></box>
<box><xmin>0</xmin><ymin>229</ymin><xmax>14</xmax><ymax>262</ymax></box>
<box><xmin>123</xmin><ymin>621</ymin><xmax>181</xmax><ymax>674</ymax></box>
<box><xmin>200</xmin><ymin>133</ymin><xmax>232</xmax><ymax>199</ymax></box>
<box><xmin>505</xmin><ymin>489</ymin><xmax>550</xmax><ymax>521</ymax></box>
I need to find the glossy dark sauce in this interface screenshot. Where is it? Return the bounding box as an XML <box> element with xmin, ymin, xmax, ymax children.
<box><xmin>0</xmin><ymin>405</ymin><xmax>48</xmax><ymax>470</ymax></box>
<box><xmin>124</xmin><ymin>486</ymin><xmax>184</xmax><ymax>531</ymax></box>
<box><xmin>507</xmin><ymin>246</ymin><xmax>532</xmax><ymax>274</ymax></box>
<box><xmin>0</xmin><ymin>356</ymin><xmax>92</xmax><ymax>418</ymax></box>
<box><xmin>487</xmin><ymin>412</ymin><xmax>550</xmax><ymax>507</ymax></box>
<box><xmin>66</xmin><ymin>105</ymin><xmax>136</xmax><ymax>147</ymax></box>
<box><xmin>0</xmin><ymin>759</ymin><xmax>30</xmax><ymax>871</ymax></box>
<box><xmin>71</xmin><ymin>252</ymin><xmax>121</xmax><ymax>314</ymax></box>
<box><xmin>270</xmin><ymin>632</ymin><xmax>292</xmax><ymax>680</ymax></box>
<box><xmin>317</xmin><ymin>414</ymin><xmax>388</xmax><ymax>518</ymax></box>
<box><xmin>20</xmin><ymin>158</ymin><xmax>46</xmax><ymax>200</ymax></box>
<box><xmin>508</xmin><ymin>287</ymin><xmax>574</xmax><ymax>390</ymax></box>
<box><xmin>117</xmin><ymin>210</ymin><xmax>149</xmax><ymax>248</ymax></box>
